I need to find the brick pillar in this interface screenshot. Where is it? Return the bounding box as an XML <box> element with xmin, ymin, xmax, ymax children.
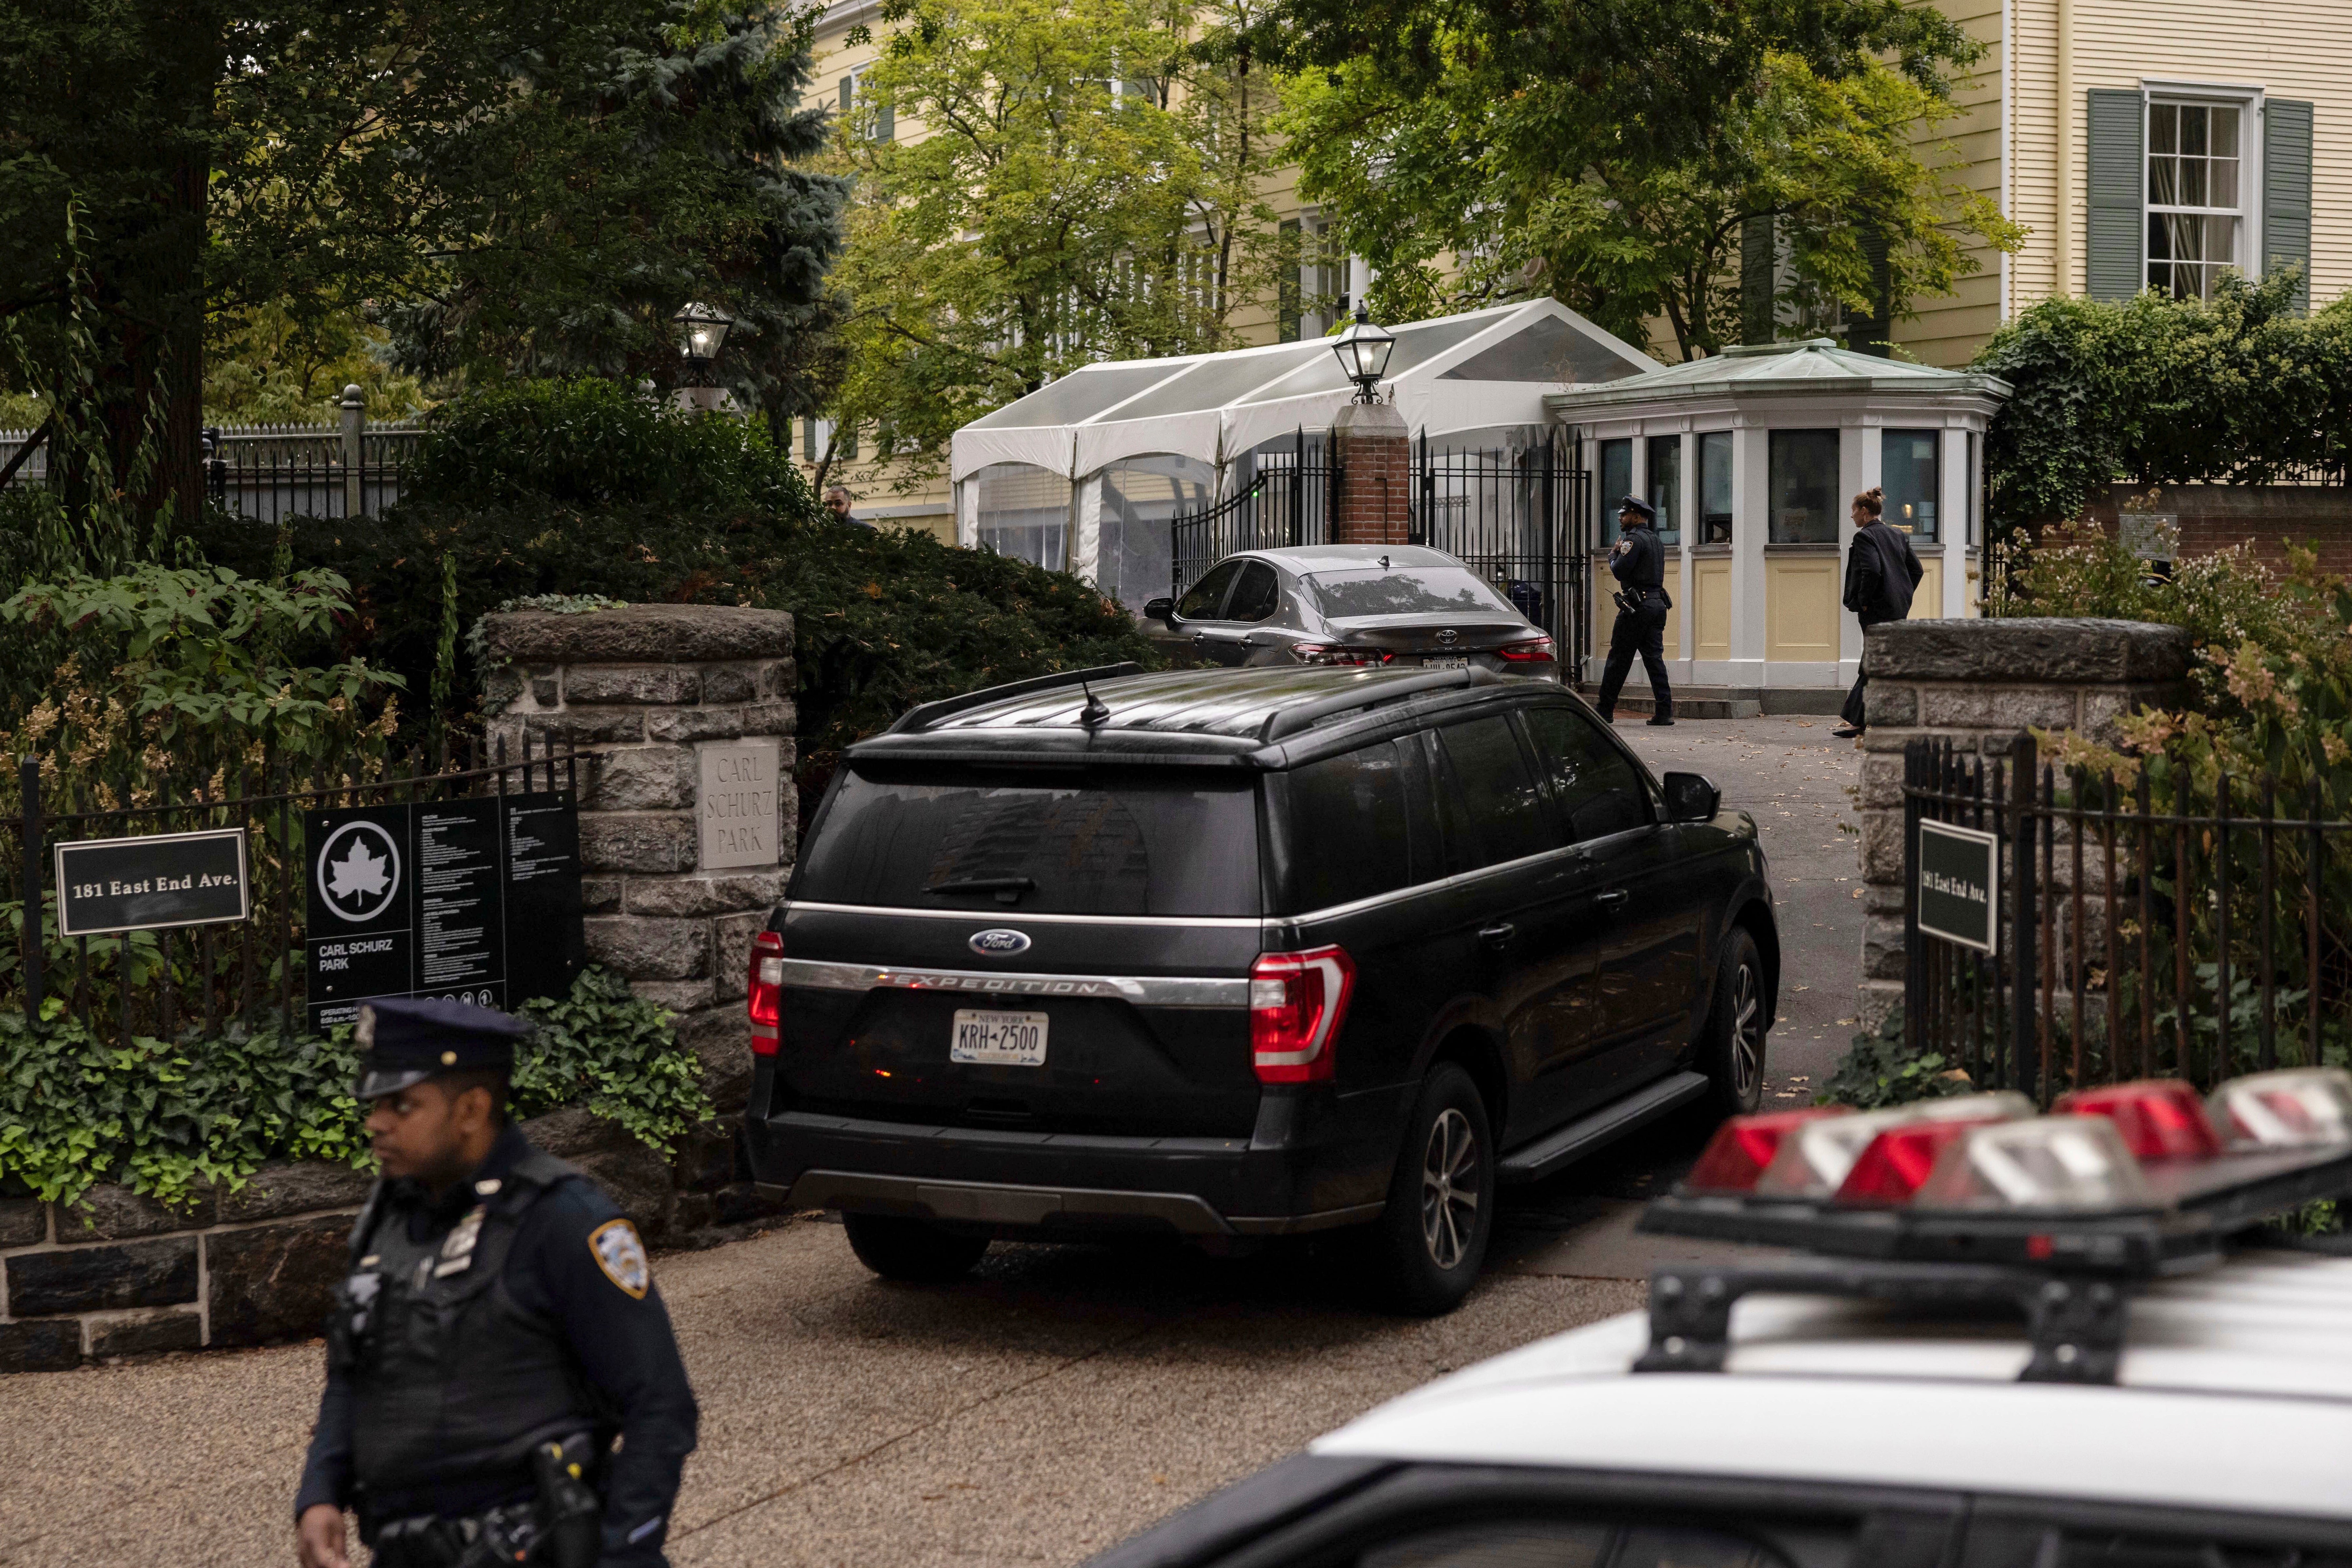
<box><xmin>1852</xmin><ymin>617</ymin><xmax>2188</xmax><ymax>1027</ymax></box>
<box><xmin>1332</xmin><ymin>399</ymin><xmax>1411</xmax><ymax>544</ymax></box>
<box><xmin>479</xmin><ymin>604</ymin><xmax>796</xmax><ymax>1115</ymax></box>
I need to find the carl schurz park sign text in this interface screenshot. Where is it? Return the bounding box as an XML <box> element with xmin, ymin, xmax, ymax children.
<box><xmin>304</xmin><ymin>791</ymin><xmax>585</xmax><ymax>1032</ymax></box>
<box><xmin>55</xmin><ymin>828</ymin><xmax>251</xmax><ymax>937</ymax></box>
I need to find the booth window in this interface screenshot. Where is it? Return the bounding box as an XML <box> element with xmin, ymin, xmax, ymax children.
<box><xmin>1698</xmin><ymin>431</ymin><xmax>1733</xmax><ymax>544</ymax></box>
<box><xmin>1599</xmin><ymin>439</ymin><xmax>1632</xmax><ymax>545</ymax></box>
<box><xmin>1645</xmin><ymin>435</ymin><xmax>1681</xmax><ymax>545</ymax></box>
<box><xmin>1882</xmin><ymin>429</ymin><xmax>1940</xmax><ymax>541</ymax></box>
<box><xmin>1768</xmin><ymin>430</ymin><xmax>1839</xmax><ymax>544</ymax></box>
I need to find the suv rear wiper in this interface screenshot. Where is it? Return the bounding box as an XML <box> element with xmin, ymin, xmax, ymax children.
<box><xmin>924</xmin><ymin>875</ymin><xmax>1037</xmax><ymax>905</ymax></box>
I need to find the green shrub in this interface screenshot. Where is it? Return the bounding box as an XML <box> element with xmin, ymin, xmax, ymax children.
<box><xmin>1971</xmin><ymin>269</ymin><xmax>2352</xmax><ymax>532</ymax></box>
<box><xmin>0</xmin><ymin>965</ymin><xmax>712</xmax><ymax>1213</ymax></box>
<box><xmin>1820</xmin><ymin>1010</ymin><xmax>1973</xmax><ymax>1109</ymax></box>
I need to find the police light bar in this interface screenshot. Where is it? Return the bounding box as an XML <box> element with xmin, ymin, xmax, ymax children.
<box><xmin>1684</xmin><ymin>1107</ymin><xmax>1850</xmax><ymax>1194</ymax></box>
<box><xmin>2210</xmin><ymin>1066</ymin><xmax>2352</xmax><ymax>1150</ymax></box>
<box><xmin>2055</xmin><ymin>1079</ymin><xmax>2223</xmax><ymax>1161</ymax></box>
<box><xmin>1752</xmin><ymin>1092</ymin><xmax>2033</xmax><ymax>1199</ymax></box>
<box><xmin>1911</xmin><ymin>1117</ymin><xmax>2156</xmax><ymax>1212</ymax></box>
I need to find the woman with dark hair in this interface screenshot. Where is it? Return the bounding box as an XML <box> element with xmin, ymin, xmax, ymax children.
<box><xmin>1835</xmin><ymin>486</ymin><xmax>1923</xmax><ymax>740</ymax></box>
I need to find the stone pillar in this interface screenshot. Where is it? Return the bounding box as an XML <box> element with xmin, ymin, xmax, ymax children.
<box><xmin>1332</xmin><ymin>400</ymin><xmax>1410</xmax><ymax>544</ymax></box>
<box><xmin>1853</xmin><ymin>617</ymin><xmax>2190</xmax><ymax>1025</ymax></box>
<box><xmin>480</xmin><ymin>604</ymin><xmax>796</xmax><ymax>1115</ymax></box>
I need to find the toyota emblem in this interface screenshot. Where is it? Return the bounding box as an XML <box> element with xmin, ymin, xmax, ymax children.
<box><xmin>968</xmin><ymin>928</ymin><xmax>1033</xmax><ymax>956</ymax></box>
<box><xmin>1436</xmin><ymin>628</ymin><xmax>1460</xmax><ymax>647</ymax></box>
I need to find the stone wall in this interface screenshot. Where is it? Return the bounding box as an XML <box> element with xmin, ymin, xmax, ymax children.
<box><xmin>479</xmin><ymin>604</ymin><xmax>796</xmax><ymax>1118</ymax></box>
<box><xmin>1853</xmin><ymin>617</ymin><xmax>2191</xmax><ymax>1025</ymax></box>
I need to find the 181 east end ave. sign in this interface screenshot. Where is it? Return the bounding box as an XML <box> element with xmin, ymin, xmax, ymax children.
<box><xmin>1917</xmin><ymin>819</ymin><xmax>1999</xmax><ymax>955</ymax></box>
<box><xmin>55</xmin><ymin>828</ymin><xmax>251</xmax><ymax>937</ymax></box>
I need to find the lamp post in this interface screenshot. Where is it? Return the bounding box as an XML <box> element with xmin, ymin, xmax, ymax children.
<box><xmin>1329</xmin><ymin>305</ymin><xmax>1396</xmax><ymax>404</ymax></box>
<box><xmin>673</xmin><ymin>301</ymin><xmax>734</xmax><ymax>408</ymax></box>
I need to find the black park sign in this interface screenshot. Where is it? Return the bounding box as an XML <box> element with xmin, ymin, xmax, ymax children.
<box><xmin>55</xmin><ymin>828</ymin><xmax>251</xmax><ymax>937</ymax></box>
<box><xmin>1917</xmin><ymin>819</ymin><xmax>1999</xmax><ymax>955</ymax></box>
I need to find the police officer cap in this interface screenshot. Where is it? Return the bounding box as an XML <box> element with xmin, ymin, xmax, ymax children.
<box><xmin>1617</xmin><ymin>494</ymin><xmax>1657</xmax><ymax>522</ymax></box>
<box><xmin>352</xmin><ymin>996</ymin><xmax>532</xmax><ymax>1100</ymax></box>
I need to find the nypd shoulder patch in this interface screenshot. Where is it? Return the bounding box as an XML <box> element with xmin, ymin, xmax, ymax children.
<box><xmin>589</xmin><ymin>1218</ymin><xmax>650</xmax><ymax>1299</ymax></box>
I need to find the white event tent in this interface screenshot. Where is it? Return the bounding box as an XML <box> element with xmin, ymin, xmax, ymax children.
<box><xmin>948</xmin><ymin>298</ymin><xmax>1658</xmax><ymax>614</ymax></box>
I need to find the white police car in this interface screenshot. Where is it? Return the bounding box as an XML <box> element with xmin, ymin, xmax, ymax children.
<box><xmin>1086</xmin><ymin>1070</ymin><xmax>2352</xmax><ymax>1568</ymax></box>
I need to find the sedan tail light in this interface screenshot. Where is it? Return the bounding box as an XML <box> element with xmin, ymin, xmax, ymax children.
<box><xmin>1495</xmin><ymin>635</ymin><xmax>1556</xmax><ymax>663</ymax></box>
<box><xmin>748</xmin><ymin>929</ymin><xmax>785</xmax><ymax>1057</ymax></box>
<box><xmin>1250</xmin><ymin>945</ymin><xmax>1355</xmax><ymax>1084</ymax></box>
<box><xmin>1290</xmin><ymin>643</ymin><xmax>1390</xmax><ymax>667</ymax></box>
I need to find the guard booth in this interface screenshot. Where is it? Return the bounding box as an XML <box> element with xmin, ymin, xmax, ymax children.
<box><xmin>945</xmin><ymin>298</ymin><xmax>1658</xmax><ymax>627</ymax></box>
<box><xmin>1543</xmin><ymin>340</ymin><xmax>2011</xmax><ymax>711</ymax></box>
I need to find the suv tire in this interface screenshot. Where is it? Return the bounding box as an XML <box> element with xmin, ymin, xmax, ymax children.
<box><xmin>842</xmin><ymin>1212</ymin><xmax>992</xmax><ymax>1283</ymax></box>
<box><xmin>1698</xmin><ymin>927</ymin><xmax>1769</xmax><ymax>1118</ymax></box>
<box><xmin>1362</xmin><ymin>1062</ymin><xmax>1494</xmax><ymax>1317</ymax></box>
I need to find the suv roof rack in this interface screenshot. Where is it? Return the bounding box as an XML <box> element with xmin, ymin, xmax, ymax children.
<box><xmin>1259</xmin><ymin>666</ymin><xmax>1506</xmax><ymax>742</ymax></box>
<box><xmin>885</xmin><ymin>663</ymin><xmax>1144</xmax><ymax>736</ymax></box>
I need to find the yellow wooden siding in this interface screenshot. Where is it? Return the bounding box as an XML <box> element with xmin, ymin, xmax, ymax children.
<box><xmin>1693</xmin><ymin>559</ymin><xmax>1734</xmax><ymax>660</ymax></box>
<box><xmin>1765</xmin><ymin>558</ymin><xmax>1839</xmax><ymax>660</ymax></box>
<box><xmin>1909</xmin><ymin>555</ymin><xmax>1945</xmax><ymax>619</ymax></box>
<box><xmin>1898</xmin><ymin>0</ymin><xmax>2010</xmax><ymax>367</ymax></box>
<box><xmin>2001</xmin><ymin>0</ymin><xmax>2352</xmax><ymax>313</ymax></box>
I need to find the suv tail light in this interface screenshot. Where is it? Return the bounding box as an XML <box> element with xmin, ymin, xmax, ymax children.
<box><xmin>1912</xmin><ymin>1117</ymin><xmax>2155</xmax><ymax>1211</ymax></box>
<box><xmin>1755</xmin><ymin>1092</ymin><xmax>2033</xmax><ymax>1198</ymax></box>
<box><xmin>1685</xmin><ymin>1107</ymin><xmax>1851</xmax><ymax>1193</ymax></box>
<box><xmin>2055</xmin><ymin>1079</ymin><xmax>2224</xmax><ymax>1160</ymax></box>
<box><xmin>2210</xmin><ymin>1066</ymin><xmax>2352</xmax><ymax>1149</ymax></box>
<box><xmin>748</xmin><ymin>929</ymin><xmax>785</xmax><ymax>1057</ymax></box>
<box><xmin>1495</xmin><ymin>634</ymin><xmax>1556</xmax><ymax>664</ymax></box>
<box><xmin>1251</xmin><ymin>946</ymin><xmax>1355</xmax><ymax>1084</ymax></box>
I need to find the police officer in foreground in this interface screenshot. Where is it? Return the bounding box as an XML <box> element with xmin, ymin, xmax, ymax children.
<box><xmin>1593</xmin><ymin>494</ymin><xmax>1674</xmax><ymax>726</ymax></box>
<box><xmin>295</xmin><ymin>998</ymin><xmax>698</xmax><ymax>1568</ymax></box>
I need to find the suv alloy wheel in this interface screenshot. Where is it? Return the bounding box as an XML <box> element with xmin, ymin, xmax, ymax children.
<box><xmin>1699</xmin><ymin>927</ymin><xmax>1768</xmax><ymax>1118</ymax></box>
<box><xmin>1363</xmin><ymin>1062</ymin><xmax>1495</xmax><ymax>1315</ymax></box>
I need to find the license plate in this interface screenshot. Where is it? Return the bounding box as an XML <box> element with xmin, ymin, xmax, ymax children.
<box><xmin>1421</xmin><ymin>655</ymin><xmax>1470</xmax><ymax>669</ymax></box>
<box><xmin>951</xmin><ymin>1009</ymin><xmax>1049</xmax><ymax>1066</ymax></box>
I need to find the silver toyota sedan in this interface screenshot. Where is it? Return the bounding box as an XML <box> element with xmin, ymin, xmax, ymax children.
<box><xmin>1142</xmin><ymin>544</ymin><xmax>1558</xmax><ymax>677</ymax></box>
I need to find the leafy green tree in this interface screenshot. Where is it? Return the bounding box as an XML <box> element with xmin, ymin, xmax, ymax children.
<box><xmin>0</xmin><ymin>0</ymin><xmax>845</xmax><ymax>530</ymax></box>
<box><xmin>1267</xmin><ymin>0</ymin><xmax>2017</xmax><ymax>360</ymax></box>
<box><xmin>819</xmin><ymin>0</ymin><xmax>1289</xmax><ymax>490</ymax></box>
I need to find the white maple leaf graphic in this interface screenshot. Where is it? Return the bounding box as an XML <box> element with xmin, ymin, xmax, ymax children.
<box><xmin>328</xmin><ymin>840</ymin><xmax>390</xmax><ymax>901</ymax></box>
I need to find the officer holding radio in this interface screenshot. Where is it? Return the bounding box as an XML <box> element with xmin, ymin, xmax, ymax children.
<box><xmin>294</xmin><ymin>997</ymin><xmax>698</xmax><ymax>1568</ymax></box>
<box><xmin>1594</xmin><ymin>494</ymin><xmax>1674</xmax><ymax>726</ymax></box>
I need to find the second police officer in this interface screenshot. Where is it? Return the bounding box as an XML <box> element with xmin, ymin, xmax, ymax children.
<box><xmin>294</xmin><ymin>996</ymin><xmax>699</xmax><ymax>1568</ymax></box>
<box><xmin>1593</xmin><ymin>493</ymin><xmax>1675</xmax><ymax>727</ymax></box>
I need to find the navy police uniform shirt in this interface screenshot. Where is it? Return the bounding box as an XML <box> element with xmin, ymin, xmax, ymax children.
<box><xmin>1608</xmin><ymin>523</ymin><xmax>1665</xmax><ymax>593</ymax></box>
<box><xmin>294</xmin><ymin>1124</ymin><xmax>699</xmax><ymax>1565</ymax></box>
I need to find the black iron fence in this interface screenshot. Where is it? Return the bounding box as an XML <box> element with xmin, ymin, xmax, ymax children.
<box><xmin>1412</xmin><ymin>430</ymin><xmax>1590</xmax><ymax>683</ymax></box>
<box><xmin>0</xmin><ymin>413</ymin><xmax>423</xmax><ymax>521</ymax></box>
<box><xmin>5</xmin><ymin>738</ymin><xmax>600</xmax><ymax>1039</ymax></box>
<box><xmin>1170</xmin><ymin>430</ymin><xmax>1339</xmax><ymax>604</ymax></box>
<box><xmin>1902</xmin><ymin>735</ymin><xmax>2352</xmax><ymax>1101</ymax></box>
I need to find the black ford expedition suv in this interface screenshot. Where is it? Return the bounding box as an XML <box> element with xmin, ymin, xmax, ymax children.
<box><xmin>744</xmin><ymin>664</ymin><xmax>1778</xmax><ymax>1314</ymax></box>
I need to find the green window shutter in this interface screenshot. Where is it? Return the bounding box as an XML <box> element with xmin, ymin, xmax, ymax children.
<box><xmin>873</xmin><ymin>97</ymin><xmax>893</xmax><ymax>142</ymax></box>
<box><xmin>802</xmin><ymin>417</ymin><xmax>816</xmax><ymax>461</ymax></box>
<box><xmin>1740</xmin><ymin>216</ymin><xmax>1774</xmax><ymax>344</ymax></box>
<box><xmin>2264</xmin><ymin>99</ymin><xmax>2314</xmax><ymax>313</ymax></box>
<box><xmin>839</xmin><ymin>75</ymin><xmax>853</xmax><ymax>114</ymax></box>
<box><xmin>2085</xmin><ymin>88</ymin><xmax>2145</xmax><ymax>301</ymax></box>
<box><xmin>1278</xmin><ymin>219</ymin><xmax>1302</xmax><ymax>342</ymax></box>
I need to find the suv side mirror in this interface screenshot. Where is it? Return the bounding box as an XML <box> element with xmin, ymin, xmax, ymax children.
<box><xmin>1143</xmin><ymin>596</ymin><xmax>1177</xmax><ymax>624</ymax></box>
<box><xmin>1662</xmin><ymin>771</ymin><xmax>1719</xmax><ymax>824</ymax></box>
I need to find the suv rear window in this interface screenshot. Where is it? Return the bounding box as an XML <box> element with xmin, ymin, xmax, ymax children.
<box><xmin>796</xmin><ymin>768</ymin><xmax>1260</xmax><ymax>915</ymax></box>
<box><xmin>1303</xmin><ymin>567</ymin><xmax>1515</xmax><ymax>619</ymax></box>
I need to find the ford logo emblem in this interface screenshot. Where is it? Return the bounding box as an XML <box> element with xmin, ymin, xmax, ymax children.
<box><xmin>969</xmin><ymin>928</ymin><xmax>1032</xmax><ymax>956</ymax></box>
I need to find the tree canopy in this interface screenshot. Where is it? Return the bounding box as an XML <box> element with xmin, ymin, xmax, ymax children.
<box><xmin>818</xmin><ymin>0</ymin><xmax>1288</xmax><ymax>490</ymax></box>
<box><xmin>1264</xmin><ymin>0</ymin><xmax>2020</xmax><ymax>359</ymax></box>
<box><xmin>0</xmin><ymin>0</ymin><xmax>846</xmax><ymax>527</ymax></box>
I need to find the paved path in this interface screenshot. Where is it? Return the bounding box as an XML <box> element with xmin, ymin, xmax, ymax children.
<box><xmin>0</xmin><ymin>718</ymin><xmax>1858</xmax><ymax>1568</ymax></box>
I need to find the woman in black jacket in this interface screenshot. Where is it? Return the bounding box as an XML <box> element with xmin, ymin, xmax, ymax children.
<box><xmin>1835</xmin><ymin>486</ymin><xmax>1924</xmax><ymax>739</ymax></box>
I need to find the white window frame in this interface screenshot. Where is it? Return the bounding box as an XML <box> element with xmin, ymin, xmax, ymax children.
<box><xmin>2140</xmin><ymin>79</ymin><xmax>2265</xmax><ymax>300</ymax></box>
<box><xmin>840</xmin><ymin>66</ymin><xmax>892</xmax><ymax>143</ymax></box>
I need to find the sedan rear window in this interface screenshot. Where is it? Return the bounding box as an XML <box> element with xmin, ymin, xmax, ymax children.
<box><xmin>1304</xmin><ymin>567</ymin><xmax>1515</xmax><ymax>620</ymax></box>
<box><xmin>796</xmin><ymin>768</ymin><xmax>1260</xmax><ymax>915</ymax></box>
